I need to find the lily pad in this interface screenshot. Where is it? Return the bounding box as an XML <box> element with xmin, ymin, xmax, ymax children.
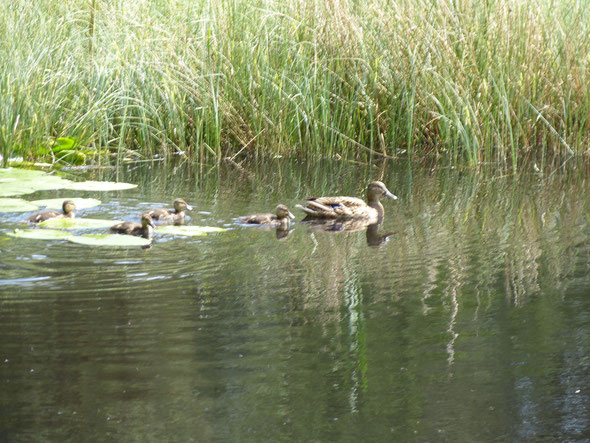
<box><xmin>67</xmin><ymin>233</ymin><xmax>151</xmax><ymax>247</ymax></box>
<box><xmin>0</xmin><ymin>198</ymin><xmax>39</xmax><ymax>212</ymax></box>
<box><xmin>7</xmin><ymin>228</ymin><xmax>73</xmax><ymax>240</ymax></box>
<box><xmin>63</xmin><ymin>180</ymin><xmax>137</xmax><ymax>191</ymax></box>
<box><xmin>40</xmin><ymin>218</ymin><xmax>123</xmax><ymax>229</ymax></box>
<box><xmin>0</xmin><ymin>168</ymin><xmax>48</xmax><ymax>180</ymax></box>
<box><xmin>31</xmin><ymin>197</ymin><xmax>101</xmax><ymax>210</ymax></box>
<box><xmin>156</xmin><ymin>225</ymin><xmax>226</xmax><ymax>236</ymax></box>
<box><xmin>0</xmin><ymin>168</ymin><xmax>72</xmax><ymax>197</ymax></box>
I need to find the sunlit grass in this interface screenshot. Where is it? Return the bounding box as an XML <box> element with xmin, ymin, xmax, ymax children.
<box><xmin>1</xmin><ymin>0</ymin><xmax>589</xmax><ymax>170</ymax></box>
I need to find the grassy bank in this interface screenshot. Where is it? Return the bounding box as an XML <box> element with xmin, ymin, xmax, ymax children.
<box><xmin>1</xmin><ymin>0</ymin><xmax>589</xmax><ymax>170</ymax></box>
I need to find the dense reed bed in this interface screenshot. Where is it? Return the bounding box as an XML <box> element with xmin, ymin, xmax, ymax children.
<box><xmin>1</xmin><ymin>0</ymin><xmax>589</xmax><ymax>169</ymax></box>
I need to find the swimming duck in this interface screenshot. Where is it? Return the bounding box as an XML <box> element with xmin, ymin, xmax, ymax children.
<box><xmin>145</xmin><ymin>198</ymin><xmax>193</xmax><ymax>225</ymax></box>
<box><xmin>25</xmin><ymin>200</ymin><xmax>76</xmax><ymax>223</ymax></box>
<box><xmin>296</xmin><ymin>181</ymin><xmax>397</xmax><ymax>223</ymax></box>
<box><xmin>240</xmin><ymin>204</ymin><xmax>295</xmax><ymax>228</ymax></box>
<box><xmin>110</xmin><ymin>213</ymin><xmax>156</xmax><ymax>239</ymax></box>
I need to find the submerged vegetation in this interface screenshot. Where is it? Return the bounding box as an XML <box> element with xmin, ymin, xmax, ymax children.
<box><xmin>1</xmin><ymin>0</ymin><xmax>589</xmax><ymax>169</ymax></box>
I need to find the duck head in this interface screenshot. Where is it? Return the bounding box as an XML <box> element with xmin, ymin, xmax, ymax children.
<box><xmin>173</xmin><ymin>198</ymin><xmax>193</xmax><ymax>213</ymax></box>
<box><xmin>62</xmin><ymin>200</ymin><xmax>76</xmax><ymax>215</ymax></box>
<box><xmin>276</xmin><ymin>204</ymin><xmax>295</xmax><ymax>220</ymax></box>
<box><xmin>367</xmin><ymin>181</ymin><xmax>397</xmax><ymax>201</ymax></box>
<box><xmin>141</xmin><ymin>213</ymin><xmax>156</xmax><ymax>229</ymax></box>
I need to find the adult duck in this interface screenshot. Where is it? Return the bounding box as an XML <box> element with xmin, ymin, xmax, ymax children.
<box><xmin>240</xmin><ymin>204</ymin><xmax>295</xmax><ymax>228</ymax></box>
<box><xmin>110</xmin><ymin>213</ymin><xmax>156</xmax><ymax>239</ymax></box>
<box><xmin>296</xmin><ymin>181</ymin><xmax>397</xmax><ymax>223</ymax></box>
<box><xmin>25</xmin><ymin>200</ymin><xmax>76</xmax><ymax>223</ymax></box>
<box><xmin>145</xmin><ymin>198</ymin><xmax>193</xmax><ymax>225</ymax></box>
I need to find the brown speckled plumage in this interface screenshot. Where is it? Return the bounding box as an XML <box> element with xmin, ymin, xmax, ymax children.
<box><xmin>25</xmin><ymin>200</ymin><xmax>76</xmax><ymax>223</ymax></box>
<box><xmin>240</xmin><ymin>204</ymin><xmax>295</xmax><ymax>228</ymax></box>
<box><xmin>110</xmin><ymin>213</ymin><xmax>156</xmax><ymax>239</ymax></box>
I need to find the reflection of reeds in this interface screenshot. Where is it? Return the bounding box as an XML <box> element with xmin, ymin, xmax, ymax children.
<box><xmin>1</xmin><ymin>1</ymin><xmax>589</xmax><ymax>166</ymax></box>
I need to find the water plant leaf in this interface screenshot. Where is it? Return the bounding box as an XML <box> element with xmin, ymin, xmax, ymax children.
<box><xmin>0</xmin><ymin>198</ymin><xmax>39</xmax><ymax>212</ymax></box>
<box><xmin>7</xmin><ymin>228</ymin><xmax>73</xmax><ymax>240</ymax></box>
<box><xmin>0</xmin><ymin>168</ymin><xmax>48</xmax><ymax>180</ymax></box>
<box><xmin>31</xmin><ymin>198</ymin><xmax>101</xmax><ymax>210</ymax></box>
<box><xmin>0</xmin><ymin>183</ymin><xmax>35</xmax><ymax>197</ymax></box>
<box><xmin>67</xmin><ymin>233</ymin><xmax>151</xmax><ymax>247</ymax></box>
<box><xmin>51</xmin><ymin>137</ymin><xmax>77</xmax><ymax>153</ymax></box>
<box><xmin>40</xmin><ymin>218</ymin><xmax>122</xmax><ymax>229</ymax></box>
<box><xmin>63</xmin><ymin>180</ymin><xmax>137</xmax><ymax>191</ymax></box>
<box><xmin>156</xmin><ymin>225</ymin><xmax>226</xmax><ymax>236</ymax></box>
<box><xmin>0</xmin><ymin>168</ymin><xmax>72</xmax><ymax>196</ymax></box>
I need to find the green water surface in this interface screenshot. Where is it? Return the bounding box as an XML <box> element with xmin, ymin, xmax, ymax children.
<box><xmin>1</xmin><ymin>161</ymin><xmax>589</xmax><ymax>441</ymax></box>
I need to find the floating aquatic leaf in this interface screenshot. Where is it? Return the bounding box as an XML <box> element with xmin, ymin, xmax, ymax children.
<box><xmin>31</xmin><ymin>197</ymin><xmax>101</xmax><ymax>210</ymax></box>
<box><xmin>0</xmin><ymin>181</ymin><xmax>38</xmax><ymax>197</ymax></box>
<box><xmin>63</xmin><ymin>180</ymin><xmax>137</xmax><ymax>191</ymax></box>
<box><xmin>0</xmin><ymin>168</ymin><xmax>72</xmax><ymax>196</ymax></box>
<box><xmin>40</xmin><ymin>218</ymin><xmax>122</xmax><ymax>229</ymax></box>
<box><xmin>67</xmin><ymin>233</ymin><xmax>151</xmax><ymax>247</ymax></box>
<box><xmin>0</xmin><ymin>198</ymin><xmax>39</xmax><ymax>212</ymax></box>
<box><xmin>0</xmin><ymin>168</ymin><xmax>48</xmax><ymax>180</ymax></box>
<box><xmin>7</xmin><ymin>228</ymin><xmax>73</xmax><ymax>240</ymax></box>
<box><xmin>156</xmin><ymin>225</ymin><xmax>226</xmax><ymax>236</ymax></box>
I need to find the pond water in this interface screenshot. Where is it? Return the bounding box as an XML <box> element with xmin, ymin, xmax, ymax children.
<box><xmin>1</xmin><ymin>160</ymin><xmax>590</xmax><ymax>441</ymax></box>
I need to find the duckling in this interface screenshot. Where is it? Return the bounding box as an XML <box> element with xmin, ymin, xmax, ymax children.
<box><xmin>145</xmin><ymin>198</ymin><xmax>193</xmax><ymax>225</ymax></box>
<box><xmin>296</xmin><ymin>181</ymin><xmax>397</xmax><ymax>223</ymax></box>
<box><xmin>240</xmin><ymin>204</ymin><xmax>295</xmax><ymax>228</ymax></box>
<box><xmin>25</xmin><ymin>200</ymin><xmax>76</xmax><ymax>223</ymax></box>
<box><xmin>110</xmin><ymin>213</ymin><xmax>156</xmax><ymax>239</ymax></box>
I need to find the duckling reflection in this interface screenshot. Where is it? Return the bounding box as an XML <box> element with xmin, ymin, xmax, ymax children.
<box><xmin>145</xmin><ymin>198</ymin><xmax>193</xmax><ymax>225</ymax></box>
<box><xmin>110</xmin><ymin>213</ymin><xmax>156</xmax><ymax>239</ymax></box>
<box><xmin>25</xmin><ymin>200</ymin><xmax>76</xmax><ymax>223</ymax></box>
<box><xmin>297</xmin><ymin>181</ymin><xmax>397</xmax><ymax>223</ymax></box>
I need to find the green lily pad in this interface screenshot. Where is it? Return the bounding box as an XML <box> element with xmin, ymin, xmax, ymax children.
<box><xmin>31</xmin><ymin>197</ymin><xmax>101</xmax><ymax>210</ymax></box>
<box><xmin>156</xmin><ymin>225</ymin><xmax>226</xmax><ymax>236</ymax></box>
<box><xmin>7</xmin><ymin>228</ymin><xmax>73</xmax><ymax>240</ymax></box>
<box><xmin>0</xmin><ymin>168</ymin><xmax>72</xmax><ymax>197</ymax></box>
<box><xmin>67</xmin><ymin>233</ymin><xmax>151</xmax><ymax>247</ymax></box>
<box><xmin>0</xmin><ymin>198</ymin><xmax>39</xmax><ymax>212</ymax></box>
<box><xmin>40</xmin><ymin>218</ymin><xmax>123</xmax><ymax>229</ymax></box>
<box><xmin>0</xmin><ymin>168</ymin><xmax>48</xmax><ymax>180</ymax></box>
<box><xmin>63</xmin><ymin>180</ymin><xmax>137</xmax><ymax>191</ymax></box>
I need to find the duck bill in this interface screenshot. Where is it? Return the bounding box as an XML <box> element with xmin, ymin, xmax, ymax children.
<box><xmin>385</xmin><ymin>190</ymin><xmax>398</xmax><ymax>200</ymax></box>
<box><xmin>148</xmin><ymin>220</ymin><xmax>156</xmax><ymax>229</ymax></box>
<box><xmin>288</xmin><ymin>212</ymin><xmax>295</xmax><ymax>219</ymax></box>
<box><xmin>186</xmin><ymin>204</ymin><xmax>194</xmax><ymax>211</ymax></box>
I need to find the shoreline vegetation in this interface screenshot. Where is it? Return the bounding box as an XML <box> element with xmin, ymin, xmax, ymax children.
<box><xmin>1</xmin><ymin>0</ymin><xmax>589</xmax><ymax>171</ymax></box>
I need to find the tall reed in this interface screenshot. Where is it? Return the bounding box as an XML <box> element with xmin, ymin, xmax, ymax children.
<box><xmin>1</xmin><ymin>0</ymin><xmax>589</xmax><ymax>169</ymax></box>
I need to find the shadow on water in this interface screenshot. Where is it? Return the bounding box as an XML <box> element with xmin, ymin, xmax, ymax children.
<box><xmin>1</xmin><ymin>159</ymin><xmax>590</xmax><ymax>440</ymax></box>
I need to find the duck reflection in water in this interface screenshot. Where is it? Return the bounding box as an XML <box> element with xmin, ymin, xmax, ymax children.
<box><xmin>304</xmin><ymin>218</ymin><xmax>394</xmax><ymax>246</ymax></box>
<box><xmin>365</xmin><ymin>223</ymin><xmax>395</xmax><ymax>247</ymax></box>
